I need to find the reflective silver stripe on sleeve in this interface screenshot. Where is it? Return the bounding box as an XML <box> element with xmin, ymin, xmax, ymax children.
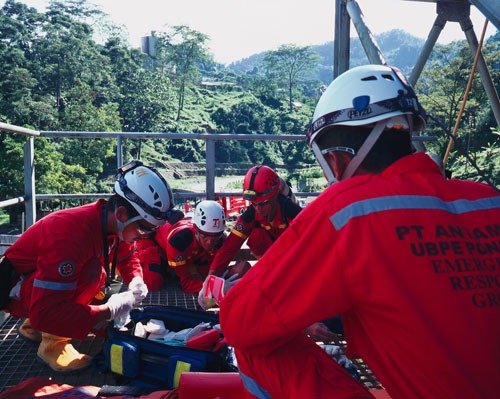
<box><xmin>33</xmin><ymin>279</ymin><xmax>78</xmax><ymax>291</ymax></box>
<box><xmin>239</xmin><ymin>371</ymin><xmax>272</xmax><ymax>399</ymax></box>
<box><xmin>330</xmin><ymin>195</ymin><xmax>500</xmax><ymax>230</ymax></box>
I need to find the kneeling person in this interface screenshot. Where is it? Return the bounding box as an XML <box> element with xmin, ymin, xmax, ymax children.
<box><xmin>161</xmin><ymin>201</ymin><xmax>227</xmax><ymax>293</ymax></box>
<box><xmin>0</xmin><ymin>160</ymin><xmax>175</xmax><ymax>373</ymax></box>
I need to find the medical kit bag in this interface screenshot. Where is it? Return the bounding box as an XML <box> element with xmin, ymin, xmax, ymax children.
<box><xmin>95</xmin><ymin>305</ymin><xmax>236</xmax><ymax>389</ymax></box>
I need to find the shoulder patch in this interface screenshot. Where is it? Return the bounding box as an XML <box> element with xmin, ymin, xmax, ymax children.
<box><xmin>58</xmin><ymin>260</ymin><xmax>76</xmax><ymax>277</ymax></box>
<box><xmin>234</xmin><ymin>223</ymin><xmax>245</xmax><ymax>233</ymax></box>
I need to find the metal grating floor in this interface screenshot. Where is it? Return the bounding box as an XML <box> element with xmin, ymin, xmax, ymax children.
<box><xmin>0</xmin><ymin>283</ymin><xmax>200</xmax><ymax>392</ymax></box>
<box><xmin>0</xmin><ymin>281</ymin><xmax>382</xmax><ymax>393</ymax></box>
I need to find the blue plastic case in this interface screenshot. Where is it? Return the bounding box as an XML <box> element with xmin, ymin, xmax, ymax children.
<box><xmin>99</xmin><ymin>305</ymin><xmax>235</xmax><ymax>389</ymax></box>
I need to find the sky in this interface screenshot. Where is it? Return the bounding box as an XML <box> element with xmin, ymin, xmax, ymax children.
<box><xmin>2</xmin><ymin>0</ymin><xmax>497</xmax><ymax>64</ymax></box>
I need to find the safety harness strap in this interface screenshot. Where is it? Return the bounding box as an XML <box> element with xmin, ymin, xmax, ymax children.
<box><xmin>101</xmin><ymin>206</ymin><xmax>119</xmax><ymax>287</ymax></box>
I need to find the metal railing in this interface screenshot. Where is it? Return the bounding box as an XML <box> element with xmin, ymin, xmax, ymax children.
<box><xmin>0</xmin><ymin>124</ymin><xmax>310</xmax><ymax>230</ymax></box>
<box><xmin>1</xmin><ymin>123</ymin><xmax>435</xmax><ymax>231</ymax></box>
<box><xmin>0</xmin><ymin>122</ymin><xmax>39</xmax><ymax>228</ymax></box>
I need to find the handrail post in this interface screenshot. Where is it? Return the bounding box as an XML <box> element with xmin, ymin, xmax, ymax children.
<box><xmin>24</xmin><ymin>136</ymin><xmax>36</xmax><ymax>229</ymax></box>
<box><xmin>206</xmin><ymin>136</ymin><xmax>215</xmax><ymax>199</ymax></box>
<box><xmin>117</xmin><ymin>134</ymin><xmax>123</xmax><ymax>168</ymax></box>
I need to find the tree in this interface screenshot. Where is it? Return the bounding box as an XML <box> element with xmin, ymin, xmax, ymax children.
<box><xmin>0</xmin><ymin>0</ymin><xmax>46</xmax><ymax>126</ymax></box>
<box><xmin>263</xmin><ymin>44</ymin><xmax>319</xmax><ymax>111</ymax></box>
<box><xmin>57</xmin><ymin>82</ymin><xmax>119</xmax><ymax>185</ymax></box>
<box><xmin>118</xmin><ymin>69</ymin><xmax>176</xmax><ymax>161</ymax></box>
<box><xmin>102</xmin><ymin>37</ymin><xmax>145</xmax><ymax>95</ymax></box>
<box><xmin>153</xmin><ymin>25</ymin><xmax>211</xmax><ymax>121</ymax></box>
<box><xmin>28</xmin><ymin>0</ymin><xmax>116</xmax><ymax>117</ymax></box>
<box><xmin>416</xmin><ymin>38</ymin><xmax>500</xmax><ymax>188</ymax></box>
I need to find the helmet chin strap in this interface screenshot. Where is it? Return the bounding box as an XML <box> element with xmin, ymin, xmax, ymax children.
<box><xmin>313</xmin><ymin>116</ymin><xmax>412</xmax><ymax>184</ymax></box>
<box><xmin>311</xmin><ymin>141</ymin><xmax>338</xmax><ymax>185</ymax></box>
<box><xmin>116</xmin><ymin>214</ymin><xmax>142</xmax><ymax>241</ymax></box>
<box><xmin>342</xmin><ymin>115</ymin><xmax>414</xmax><ymax>180</ymax></box>
<box><xmin>116</xmin><ymin>219</ymin><xmax>125</xmax><ymax>241</ymax></box>
<box><xmin>341</xmin><ymin>120</ymin><xmax>387</xmax><ymax>180</ymax></box>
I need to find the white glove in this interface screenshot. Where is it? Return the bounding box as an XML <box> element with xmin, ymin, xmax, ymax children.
<box><xmin>198</xmin><ymin>278</ymin><xmax>217</xmax><ymax>311</ymax></box>
<box><xmin>129</xmin><ymin>276</ymin><xmax>148</xmax><ymax>304</ymax></box>
<box><xmin>198</xmin><ymin>274</ymin><xmax>241</xmax><ymax>310</ymax></box>
<box><xmin>106</xmin><ymin>291</ymin><xmax>135</xmax><ymax>321</ymax></box>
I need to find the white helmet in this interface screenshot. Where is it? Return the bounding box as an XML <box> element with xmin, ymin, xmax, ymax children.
<box><xmin>193</xmin><ymin>200</ymin><xmax>226</xmax><ymax>234</ymax></box>
<box><xmin>114</xmin><ymin>160</ymin><xmax>174</xmax><ymax>226</ymax></box>
<box><xmin>307</xmin><ymin>65</ymin><xmax>426</xmax><ymax>183</ymax></box>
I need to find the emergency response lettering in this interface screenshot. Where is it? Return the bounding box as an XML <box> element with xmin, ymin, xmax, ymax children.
<box><xmin>395</xmin><ymin>223</ymin><xmax>500</xmax><ymax>309</ymax></box>
<box><xmin>431</xmin><ymin>257</ymin><xmax>500</xmax><ymax>273</ymax></box>
<box><xmin>396</xmin><ymin>224</ymin><xmax>500</xmax><ymax>240</ymax></box>
<box><xmin>395</xmin><ymin>225</ymin><xmax>425</xmax><ymax>239</ymax></box>
<box><xmin>435</xmin><ymin>224</ymin><xmax>500</xmax><ymax>239</ymax></box>
<box><xmin>410</xmin><ymin>241</ymin><xmax>464</xmax><ymax>256</ymax></box>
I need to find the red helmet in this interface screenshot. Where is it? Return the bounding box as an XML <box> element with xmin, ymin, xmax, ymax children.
<box><xmin>242</xmin><ymin>165</ymin><xmax>280</xmax><ymax>202</ymax></box>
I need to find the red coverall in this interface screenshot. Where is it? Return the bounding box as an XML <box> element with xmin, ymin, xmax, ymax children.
<box><xmin>220</xmin><ymin>152</ymin><xmax>500</xmax><ymax>399</ymax></box>
<box><xmin>4</xmin><ymin>200</ymin><xmax>143</xmax><ymax>340</ymax></box>
<box><xmin>135</xmin><ymin>237</ymin><xmax>168</xmax><ymax>291</ymax></box>
<box><xmin>209</xmin><ymin>195</ymin><xmax>302</xmax><ymax>276</ymax></box>
<box><xmin>161</xmin><ymin>219</ymin><xmax>222</xmax><ymax>293</ymax></box>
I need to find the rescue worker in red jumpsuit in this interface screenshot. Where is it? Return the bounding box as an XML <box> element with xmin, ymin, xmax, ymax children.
<box><xmin>210</xmin><ymin>165</ymin><xmax>301</xmax><ymax>277</ymax></box>
<box><xmin>198</xmin><ymin>166</ymin><xmax>338</xmax><ymax>340</ymax></box>
<box><xmin>141</xmin><ymin>200</ymin><xmax>227</xmax><ymax>293</ymax></box>
<box><xmin>135</xmin><ymin>213</ymin><xmax>180</xmax><ymax>293</ymax></box>
<box><xmin>134</xmin><ymin>236</ymin><xmax>171</xmax><ymax>291</ymax></box>
<box><xmin>0</xmin><ymin>160</ymin><xmax>177</xmax><ymax>373</ymax></box>
<box><xmin>219</xmin><ymin>65</ymin><xmax>500</xmax><ymax>398</ymax></box>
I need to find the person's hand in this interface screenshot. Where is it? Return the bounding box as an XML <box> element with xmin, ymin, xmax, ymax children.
<box><xmin>198</xmin><ymin>285</ymin><xmax>215</xmax><ymax>311</ymax></box>
<box><xmin>222</xmin><ymin>273</ymin><xmax>240</xmax><ymax>295</ymax></box>
<box><xmin>128</xmin><ymin>276</ymin><xmax>148</xmax><ymax>304</ymax></box>
<box><xmin>335</xmin><ymin>354</ymin><xmax>354</xmax><ymax>369</ymax></box>
<box><xmin>303</xmin><ymin>322</ymin><xmax>339</xmax><ymax>342</ymax></box>
<box><xmin>106</xmin><ymin>291</ymin><xmax>135</xmax><ymax>321</ymax></box>
<box><xmin>198</xmin><ymin>277</ymin><xmax>219</xmax><ymax>310</ymax></box>
<box><xmin>321</xmin><ymin>344</ymin><xmax>341</xmax><ymax>357</ymax></box>
<box><xmin>197</xmin><ymin>274</ymin><xmax>241</xmax><ymax>310</ymax></box>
